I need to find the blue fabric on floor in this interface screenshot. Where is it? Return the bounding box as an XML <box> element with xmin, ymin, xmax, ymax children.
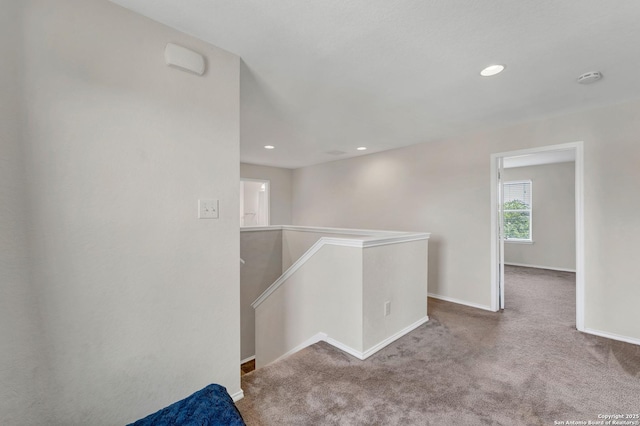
<box><xmin>128</xmin><ymin>384</ymin><xmax>245</xmax><ymax>426</ymax></box>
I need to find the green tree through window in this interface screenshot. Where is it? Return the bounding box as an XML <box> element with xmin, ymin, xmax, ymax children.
<box><xmin>504</xmin><ymin>200</ymin><xmax>530</xmax><ymax>239</ymax></box>
<box><xmin>503</xmin><ymin>181</ymin><xmax>532</xmax><ymax>240</ymax></box>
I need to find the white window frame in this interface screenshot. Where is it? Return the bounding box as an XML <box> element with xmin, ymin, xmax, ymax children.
<box><xmin>503</xmin><ymin>180</ymin><xmax>533</xmax><ymax>243</ymax></box>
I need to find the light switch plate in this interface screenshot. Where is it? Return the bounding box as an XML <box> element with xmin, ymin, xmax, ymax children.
<box><xmin>198</xmin><ymin>199</ymin><xmax>219</xmax><ymax>219</ymax></box>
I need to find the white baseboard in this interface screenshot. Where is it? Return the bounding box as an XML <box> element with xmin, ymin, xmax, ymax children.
<box><xmin>230</xmin><ymin>389</ymin><xmax>244</xmax><ymax>402</ymax></box>
<box><xmin>240</xmin><ymin>355</ymin><xmax>255</xmax><ymax>365</ymax></box>
<box><xmin>428</xmin><ymin>293</ymin><xmax>493</xmax><ymax>311</ymax></box>
<box><xmin>362</xmin><ymin>316</ymin><xmax>430</xmax><ymax>359</ymax></box>
<box><xmin>325</xmin><ymin>337</ymin><xmax>364</xmax><ymax>360</ymax></box>
<box><xmin>271</xmin><ymin>332</ymin><xmax>328</xmax><ymax>365</ymax></box>
<box><xmin>583</xmin><ymin>328</ymin><xmax>640</xmax><ymax>346</ymax></box>
<box><xmin>504</xmin><ymin>262</ymin><xmax>576</xmax><ymax>273</ymax></box>
<box><xmin>266</xmin><ymin>318</ymin><xmax>430</xmax><ymax>366</ymax></box>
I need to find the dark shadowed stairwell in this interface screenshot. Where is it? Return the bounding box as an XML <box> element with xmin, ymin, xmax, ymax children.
<box><xmin>236</xmin><ymin>266</ymin><xmax>640</xmax><ymax>425</ymax></box>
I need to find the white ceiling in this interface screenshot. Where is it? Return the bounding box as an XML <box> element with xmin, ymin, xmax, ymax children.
<box><xmin>110</xmin><ymin>0</ymin><xmax>640</xmax><ymax>169</ymax></box>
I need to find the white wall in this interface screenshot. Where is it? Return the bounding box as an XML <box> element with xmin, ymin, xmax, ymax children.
<box><xmin>1</xmin><ymin>1</ymin><xmax>240</xmax><ymax>424</ymax></box>
<box><xmin>252</xmin><ymin>229</ymin><xmax>429</xmax><ymax>366</ymax></box>
<box><xmin>363</xmin><ymin>241</ymin><xmax>428</xmax><ymax>350</ymax></box>
<box><xmin>241</xmin><ymin>163</ymin><xmax>293</xmax><ymax>225</ymax></box>
<box><xmin>0</xmin><ymin>1</ymin><xmax>48</xmax><ymax>424</ymax></box>
<box><xmin>503</xmin><ymin>162</ymin><xmax>576</xmax><ymax>271</ymax></box>
<box><xmin>254</xmin><ymin>245</ymin><xmax>364</xmax><ymax>367</ymax></box>
<box><xmin>292</xmin><ymin>98</ymin><xmax>640</xmax><ymax>342</ymax></box>
<box><xmin>240</xmin><ymin>229</ymin><xmax>283</xmax><ymax>360</ymax></box>
<box><xmin>241</xmin><ymin>227</ymin><xmax>371</xmax><ymax>361</ymax></box>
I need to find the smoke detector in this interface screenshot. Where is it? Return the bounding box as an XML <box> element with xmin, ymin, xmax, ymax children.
<box><xmin>577</xmin><ymin>71</ymin><xmax>602</xmax><ymax>84</ymax></box>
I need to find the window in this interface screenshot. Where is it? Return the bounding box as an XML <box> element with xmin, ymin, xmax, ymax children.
<box><xmin>503</xmin><ymin>180</ymin><xmax>532</xmax><ymax>241</ymax></box>
<box><xmin>240</xmin><ymin>179</ymin><xmax>270</xmax><ymax>226</ymax></box>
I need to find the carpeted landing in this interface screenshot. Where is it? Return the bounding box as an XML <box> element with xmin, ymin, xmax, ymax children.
<box><xmin>236</xmin><ymin>266</ymin><xmax>640</xmax><ymax>425</ymax></box>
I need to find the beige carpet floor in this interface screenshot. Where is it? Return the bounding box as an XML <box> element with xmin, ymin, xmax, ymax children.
<box><xmin>236</xmin><ymin>266</ymin><xmax>640</xmax><ymax>425</ymax></box>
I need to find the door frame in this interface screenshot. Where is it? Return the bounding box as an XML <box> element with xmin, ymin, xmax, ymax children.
<box><xmin>240</xmin><ymin>178</ymin><xmax>271</xmax><ymax>227</ymax></box>
<box><xmin>490</xmin><ymin>141</ymin><xmax>585</xmax><ymax>331</ymax></box>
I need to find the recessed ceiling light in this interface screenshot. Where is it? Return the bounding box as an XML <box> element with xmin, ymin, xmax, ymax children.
<box><xmin>357</xmin><ymin>147</ymin><xmax>367</xmax><ymax>151</ymax></box>
<box><xmin>264</xmin><ymin>145</ymin><xmax>275</xmax><ymax>150</ymax></box>
<box><xmin>480</xmin><ymin>64</ymin><xmax>505</xmax><ymax>77</ymax></box>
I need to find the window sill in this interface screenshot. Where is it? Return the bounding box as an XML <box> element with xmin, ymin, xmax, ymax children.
<box><xmin>504</xmin><ymin>239</ymin><xmax>534</xmax><ymax>244</ymax></box>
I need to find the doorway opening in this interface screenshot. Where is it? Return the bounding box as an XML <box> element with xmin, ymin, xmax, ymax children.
<box><xmin>490</xmin><ymin>142</ymin><xmax>584</xmax><ymax>331</ymax></box>
<box><xmin>240</xmin><ymin>178</ymin><xmax>270</xmax><ymax>227</ymax></box>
